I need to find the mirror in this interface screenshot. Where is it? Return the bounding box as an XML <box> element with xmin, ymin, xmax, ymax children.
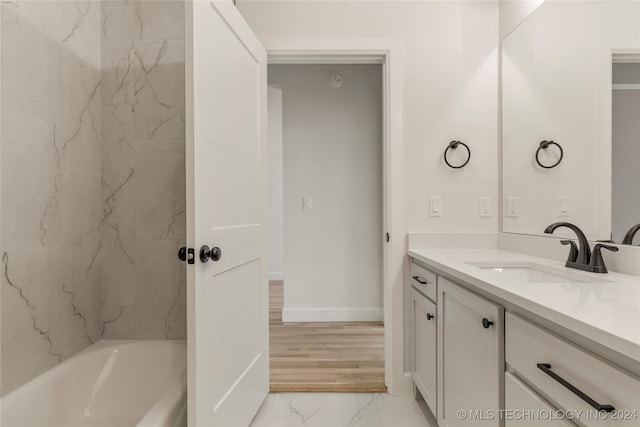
<box><xmin>501</xmin><ymin>0</ymin><xmax>640</xmax><ymax>244</ymax></box>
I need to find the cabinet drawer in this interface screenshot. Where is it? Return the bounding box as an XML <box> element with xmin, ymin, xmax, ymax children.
<box><xmin>505</xmin><ymin>372</ymin><xmax>572</xmax><ymax>427</ymax></box>
<box><xmin>410</xmin><ymin>262</ymin><xmax>437</xmax><ymax>301</ymax></box>
<box><xmin>506</xmin><ymin>313</ymin><xmax>640</xmax><ymax>426</ymax></box>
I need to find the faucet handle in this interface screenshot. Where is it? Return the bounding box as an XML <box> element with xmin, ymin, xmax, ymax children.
<box><xmin>560</xmin><ymin>240</ymin><xmax>578</xmax><ymax>263</ymax></box>
<box><xmin>590</xmin><ymin>244</ymin><xmax>619</xmax><ymax>274</ymax></box>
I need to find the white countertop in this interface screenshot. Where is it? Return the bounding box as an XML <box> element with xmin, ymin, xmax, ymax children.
<box><xmin>408</xmin><ymin>249</ymin><xmax>640</xmax><ymax>366</ymax></box>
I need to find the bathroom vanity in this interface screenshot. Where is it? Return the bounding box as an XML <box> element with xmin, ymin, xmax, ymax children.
<box><xmin>409</xmin><ymin>249</ymin><xmax>640</xmax><ymax>427</ymax></box>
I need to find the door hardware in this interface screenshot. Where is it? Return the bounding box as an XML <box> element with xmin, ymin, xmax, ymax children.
<box><xmin>200</xmin><ymin>245</ymin><xmax>222</xmax><ymax>263</ymax></box>
<box><xmin>179</xmin><ymin>247</ymin><xmax>196</xmax><ymax>265</ymax></box>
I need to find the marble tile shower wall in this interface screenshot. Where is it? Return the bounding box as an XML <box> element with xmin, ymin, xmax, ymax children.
<box><xmin>100</xmin><ymin>1</ymin><xmax>186</xmax><ymax>340</ymax></box>
<box><xmin>1</xmin><ymin>0</ymin><xmax>103</xmax><ymax>395</ymax></box>
<box><xmin>0</xmin><ymin>0</ymin><xmax>186</xmax><ymax>396</ymax></box>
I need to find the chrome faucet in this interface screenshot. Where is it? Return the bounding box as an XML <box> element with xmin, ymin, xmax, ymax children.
<box><xmin>544</xmin><ymin>222</ymin><xmax>618</xmax><ymax>273</ymax></box>
<box><xmin>621</xmin><ymin>223</ymin><xmax>640</xmax><ymax>245</ymax></box>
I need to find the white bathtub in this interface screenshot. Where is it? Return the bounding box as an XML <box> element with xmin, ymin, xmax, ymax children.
<box><xmin>1</xmin><ymin>340</ymin><xmax>187</xmax><ymax>427</ymax></box>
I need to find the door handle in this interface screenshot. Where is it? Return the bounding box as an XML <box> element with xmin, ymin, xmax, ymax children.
<box><xmin>200</xmin><ymin>245</ymin><xmax>222</xmax><ymax>263</ymax></box>
<box><xmin>536</xmin><ymin>363</ymin><xmax>615</xmax><ymax>412</ymax></box>
<box><xmin>482</xmin><ymin>318</ymin><xmax>494</xmax><ymax>328</ymax></box>
<box><xmin>426</xmin><ymin>313</ymin><xmax>434</xmax><ymax>320</ymax></box>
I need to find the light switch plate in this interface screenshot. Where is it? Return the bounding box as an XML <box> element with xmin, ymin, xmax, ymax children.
<box><xmin>558</xmin><ymin>196</ymin><xmax>570</xmax><ymax>217</ymax></box>
<box><xmin>506</xmin><ymin>197</ymin><xmax>519</xmax><ymax>217</ymax></box>
<box><xmin>429</xmin><ymin>196</ymin><xmax>442</xmax><ymax>217</ymax></box>
<box><xmin>479</xmin><ymin>198</ymin><xmax>491</xmax><ymax>217</ymax></box>
<box><xmin>303</xmin><ymin>197</ymin><xmax>312</xmax><ymax>210</ymax></box>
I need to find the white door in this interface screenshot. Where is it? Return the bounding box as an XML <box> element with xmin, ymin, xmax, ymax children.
<box><xmin>185</xmin><ymin>1</ymin><xmax>268</xmax><ymax>426</ymax></box>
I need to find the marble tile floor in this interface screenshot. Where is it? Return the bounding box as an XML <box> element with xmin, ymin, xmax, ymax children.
<box><xmin>250</xmin><ymin>392</ymin><xmax>437</xmax><ymax>427</ymax></box>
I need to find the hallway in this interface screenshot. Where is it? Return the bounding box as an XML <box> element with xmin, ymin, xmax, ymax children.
<box><xmin>269</xmin><ymin>281</ymin><xmax>386</xmax><ymax>392</ymax></box>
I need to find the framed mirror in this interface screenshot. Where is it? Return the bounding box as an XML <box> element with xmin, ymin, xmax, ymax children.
<box><xmin>501</xmin><ymin>0</ymin><xmax>640</xmax><ymax>244</ymax></box>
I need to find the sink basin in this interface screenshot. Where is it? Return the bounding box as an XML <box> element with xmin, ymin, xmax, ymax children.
<box><xmin>466</xmin><ymin>261</ymin><xmax>611</xmax><ymax>283</ymax></box>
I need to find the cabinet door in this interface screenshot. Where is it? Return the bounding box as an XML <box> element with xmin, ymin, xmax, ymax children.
<box><xmin>412</xmin><ymin>289</ymin><xmax>437</xmax><ymax>414</ymax></box>
<box><xmin>437</xmin><ymin>278</ymin><xmax>504</xmax><ymax>427</ymax></box>
<box><xmin>505</xmin><ymin>372</ymin><xmax>573</xmax><ymax>427</ymax></box>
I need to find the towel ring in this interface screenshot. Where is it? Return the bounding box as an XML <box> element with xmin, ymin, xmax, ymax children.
<box><xmin>444</xmin><ymin>140</ymin><xmax>471</xmax><ymax>169</ymax></box>
<box><xmin>536</xmin><ymin>140</ymin><xmax>563</xmax><ymax>169</ymax></box>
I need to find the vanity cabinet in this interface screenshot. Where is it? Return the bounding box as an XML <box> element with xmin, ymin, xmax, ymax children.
<box><xmin>411</xmin><ymin>261</ymin><xmax>438</xmax><ymax>415</ymax></box>
<box><xmin>409</xmin><ymin>252</ymin><xmax>640</xmax><ymax>427</ymax></box>
<box><xmin>437</xmin><ymin>277</ymin><xmax>504</xmax><ymax>427</ymax></box>
<box><xmin>412</xmin><ymin>286</ymin><xmax>437</xmax><ymax>414</ymax></box>
<box><xmin>504</xmin><ymin>372</ymin><xmax>572</xmax><ymax>427</ymax></box>
<box><xmin>506</xmin><ymin>312</ymin><xmax>640</xmax><ymax>427</ymax></box>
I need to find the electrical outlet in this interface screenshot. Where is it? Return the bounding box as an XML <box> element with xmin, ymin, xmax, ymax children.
<box><xmin>479</xmin><ymin>198</ymin><xmax>491</xmax><ymax>217</ymax></box>
<box><xmin>303</xmin><ymin>197</ymin><xmax>312</xmax><ymax>210</ymax></box>
<box><xmin>429</xmin><ymin>196</ymin><xmax>442</xmax><ymax>217</ymax></box>
<box><xmin>506</xmin><ymin>197</ymin><xmax>519</xmax><ymax>217</ymax></box>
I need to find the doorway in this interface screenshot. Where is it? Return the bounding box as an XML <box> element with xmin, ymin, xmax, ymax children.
<box><xmin>267</xmin><ymin>64</ymin><xmax>385</xmax><ymax>392</ymax></box>
<box><xmin>611</xmin><ymin>58</ymin><xmax>640</xmax><ymax>244</ymax></box>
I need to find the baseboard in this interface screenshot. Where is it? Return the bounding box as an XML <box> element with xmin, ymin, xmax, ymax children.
<box><xmin>268</xmin><ymin>272</ymin><xmax>284</xmax><ymax>281</ymax></box>
<box><xmin>282</xmin><ymin>307</ymin><xmax>383</xmax><ymax>322</ymax></box>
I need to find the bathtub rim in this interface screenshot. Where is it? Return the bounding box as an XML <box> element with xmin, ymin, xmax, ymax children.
<box><xmin>2</xmin><ymin>339</ymin><xmax>187</xmax><ymax>426</ymax></box>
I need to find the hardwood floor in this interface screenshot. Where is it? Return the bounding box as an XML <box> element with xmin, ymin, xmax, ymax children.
<box><xmin>269</xmin><ymin>281</ymin><xmax>386</xmax><ymax>392</ymax></box>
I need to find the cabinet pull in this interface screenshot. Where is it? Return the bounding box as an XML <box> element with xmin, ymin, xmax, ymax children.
<box><xmin>482</xmin><ymin>318</ymin><xmax>494</xmax><ymax>328</ymax></box>
<box><xmin>536</xmin><ymin>363</ymin><xmax>615</xmax><ymax>412</ymax></box>
<box><xmin>412</xmin><ymin>275</ymin><xmax>428</xmax><ymax>285</ymax></box>
<box><xmin>426</xmin><ymin>313</ymin><xmax>434</xmax><ymax>320</ymax></box>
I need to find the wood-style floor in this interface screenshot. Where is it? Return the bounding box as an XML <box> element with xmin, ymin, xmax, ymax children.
<box><xmin>269</xmin><ymin>281</ymin><xmax>386</xmax><ymax>392</ymax></box>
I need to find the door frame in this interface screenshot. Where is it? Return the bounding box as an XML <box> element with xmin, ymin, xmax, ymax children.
<box><xmin>266</xmin><ymin>39</ymin><xmax>412</xmax><ymax>396</ymax></box>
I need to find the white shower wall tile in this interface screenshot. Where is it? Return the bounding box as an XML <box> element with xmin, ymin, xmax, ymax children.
<box><xmin>0</xmin><ymin>1</ymin><xmax>63</xmax><ymax>124</ymax></box>
<box><xmin>1</xmin><ymin>0</ymin><xmax>105</xmax><ymax>395</ymax></box>
<box><xmin>134</xmin><ymin>1</ymin><xmax>185</xmax><ymax>41</ymax></box>
<box><xmin>60</xmin><ymin>273</ymin><xmax>102</xmax><ymax>358</ymax></box>
<box><xmin>0</xmin><ymin>108</ymin><xmax>59</xmax><ymax>251</ymax></box>
<box><xmin>100</xmin><ymin>0</ymin><xmax>186</xmax><ymax>341</ymax></box>
<box><xmin>59</xmin><ymin>51</ymin><xmax>102</xmax><ymax>175</ymax></box>
<box><xmin>101</xmin><ymin>304</ymin><xmax>136</xmax><ymax>339</ymax></box>
<box><xmin>59</xmin><ymin>168</ymin><xmax>103</xmax><ymax>243</ymax></box>
<box><xmin>134</xmin><ymin>239</ymin><xmax>185</xmax><ymax>339</ymax></box>
<box><xmin>61</xmin><ymin>1</ymin><xmax>102</xmax><ymax>69</ymax></box>
<box><xmin>1</xmin><ymin>246</ymin><xmax>63</xmax><ymax>394</ymax></box>
<box><xmin>101</xmin><ymin>104</ymin><xmax>136</xmax><ymax>205</ymax></box>
<box><xmin>134</xmin><ymin>138</ymin><xmax>185</xmax><ymax>241</ymax></box>
<box><xmin>0</xmin><ymin>0</ymin><xmax>186</xmax><ymax>396</ymax></box>
<box><xmin>101</xmin><ymin>1</ymin><xmax>136</xmax><ymax>105</ymax></box>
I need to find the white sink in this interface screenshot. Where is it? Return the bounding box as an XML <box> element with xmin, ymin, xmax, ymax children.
<box><xmin>466</xmin><ymin>261</ymin><xmax>611</xmax><ymax>283</ymax></box>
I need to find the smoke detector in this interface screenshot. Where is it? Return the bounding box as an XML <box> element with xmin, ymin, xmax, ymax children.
<box><xmin>329</xmin><ymin>73</ymin><xmax>344</xmax><ymax>88</ymax></box>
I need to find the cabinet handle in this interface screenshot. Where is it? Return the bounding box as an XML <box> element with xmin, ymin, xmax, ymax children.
<box><xmin>536</xmin><ymin>363</ymin><xmax>615</xmax><ymax>412</ymax></box>
<box><xmin>426</xmin><ymin>313</ymin><xmax>434</xmax><ymax>320</ymax></box>
<box><xmin>482</xmin><ymin>318</ymin><xmax>494</xmax><ymax>328</ymax></box>
<box><xmin>412</xmin><ymin>275</ymin><xmax>428</xmax><ymax>285</ymax></box>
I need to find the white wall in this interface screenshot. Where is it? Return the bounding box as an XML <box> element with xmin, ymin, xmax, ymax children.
<box><xmin>267</xmin><ymin>86</ymin><xmax>285</xmax><ymax>280</ymax></box>
<box><xmin>499</xmin><ymin>0</ymin><xmax>545</xmax><ymax>40</ymax></box>
<box><xmin>501</xmin><ymin>0</ymin><xmax>640</xmax><ymax>239</ymax></box>
<box><xmin>268</xmin><ymin>64</ymin><xmax>383</xmax><ymax>322</ymax></box>
<box><xmin>238</xmin><ymin>1</ymin><xmax>500</xmax><ymax>236</ymax></box>
<box><xmin>612</xmin><ymin>63</ymin><xmax>640</xmax><ymax>243</ymax></box>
